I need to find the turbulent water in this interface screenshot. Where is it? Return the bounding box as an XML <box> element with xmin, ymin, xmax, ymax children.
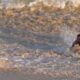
<box><xmin>0</xmin><ymin>0</ymin><xmax>80</xmax><ymax>8</ymax></box>
<box><xmin>0</xmin><ymin>0</ymin><xmax>80</xmax><ymax>79</ymax></box>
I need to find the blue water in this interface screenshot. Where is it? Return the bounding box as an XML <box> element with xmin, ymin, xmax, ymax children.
<box><xmin>0</xmin><ymin>27</ymin><xmax>68</xmax><ymax>54</ymax></box>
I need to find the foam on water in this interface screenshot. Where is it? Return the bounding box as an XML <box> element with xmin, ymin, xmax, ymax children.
<box><xmin>0</xmin><ymin>1</ymin><xmax>80</xmax><ymax>77</ymax></box>
<box><xmin>29</xmin><ymin>0</ymin><xmax>80</xmax><ymax>8</ymax></box>
<box><xmin>60</xmin><ymin>25</ymin><xmax>78</xmax><ymax>47</ymax></box>
<box><xmin>0</xmin><ymin>0</ymin><xmax>80</xmax><ymax>9</ymax></box>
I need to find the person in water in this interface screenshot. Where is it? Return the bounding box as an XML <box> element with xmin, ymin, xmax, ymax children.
<box><xmin>72</xmin><ymin>34</ymin><xmax>80</xmax><ymax>47</ymax></box>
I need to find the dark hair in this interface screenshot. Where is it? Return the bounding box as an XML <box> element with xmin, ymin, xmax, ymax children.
<box><xmin>77</xmin><ymin>34</ymin><xmax>80</xmax><ymax>38</ymax></box>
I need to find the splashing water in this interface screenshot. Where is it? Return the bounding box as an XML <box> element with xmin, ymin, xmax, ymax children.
<box><xmin>31</xmin><ymin>0</ymin><xmax>80</xmax><ymax>8</ymax></box>
<box><xmin>60</xmin><ymin>25</ymin><xmax>78</xmax><ymax>47</ymax></box>
<box><xmin>0</xmin><ymin>0</ymin><xmax>80</xmax><ymax>9</ymax></box>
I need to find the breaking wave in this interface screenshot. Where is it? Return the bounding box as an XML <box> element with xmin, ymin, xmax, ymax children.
<box><xmin>0</xmin><ymin>0</ymin><xmax>80</xmax><ymax>9</ymax></box>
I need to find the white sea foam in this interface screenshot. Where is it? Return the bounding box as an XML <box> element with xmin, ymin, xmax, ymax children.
<box><xmin>0</xmin><ymin>0</ymin><xmax>80</xmax><ymax>9</ymax></box>
<box><xmin>60</xmin><ymin>25</ymin><xmax>78</xmax><ymax>46</ymax></box>
<box><xmin>29</xmin><ymin>0</ymin><xmax>80</xmax><ymax>8</ymax></box>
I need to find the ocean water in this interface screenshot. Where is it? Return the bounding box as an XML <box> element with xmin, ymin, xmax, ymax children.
<box><xmin>0</xmin><ymin>0</ymin><xmax>80</xmax><ymax>79</ymax></box>
<box><xmin>0</xmin><ymin>0</ymin><xmax>80</xmax><ymax>8</ymax></box>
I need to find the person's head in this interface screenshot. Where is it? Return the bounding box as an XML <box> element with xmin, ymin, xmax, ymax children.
<box><xmin>77</xmin><ymin>34</ymin><xmax>80</xmax><ymax>39</ymax></box>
